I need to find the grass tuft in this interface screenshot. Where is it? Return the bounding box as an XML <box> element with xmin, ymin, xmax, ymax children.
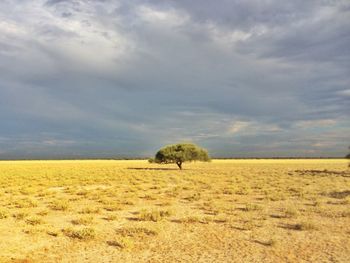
<box><xmin>63</xmin><ymin>227</ymin><xmax>96</xmax><ymax>240</ymax></box>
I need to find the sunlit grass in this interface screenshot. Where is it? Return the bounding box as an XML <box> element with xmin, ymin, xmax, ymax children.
<box><xmin>0</xmin><ymin>159</ymin><xmax>348</xmax><ymax>262</ymax></box>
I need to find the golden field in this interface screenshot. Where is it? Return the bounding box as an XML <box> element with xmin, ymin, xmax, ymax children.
<box><xmin>0</xmin><ymin>159</ymin><xmax>349</xmax><ymax>263</ymax></box>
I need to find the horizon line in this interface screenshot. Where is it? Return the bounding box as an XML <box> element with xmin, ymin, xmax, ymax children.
<box><xmin>0</xmin><ymin>157</ymin><xmax>347</xmax><ymax>161</ymax></box>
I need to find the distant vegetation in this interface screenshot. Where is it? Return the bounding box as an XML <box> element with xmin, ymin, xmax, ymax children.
<box><xmin>149</xmin><ymin>143</ymin><xmax>210</xmax><ymax>169</ymax></box>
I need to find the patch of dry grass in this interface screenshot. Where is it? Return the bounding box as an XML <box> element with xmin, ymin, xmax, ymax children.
<box><xmin>0</xmin><ymin>159</ymin><xmax>349</xmax><ymax>262</ymax></box>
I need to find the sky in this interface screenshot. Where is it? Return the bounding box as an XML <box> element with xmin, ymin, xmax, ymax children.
<box><xmin>0</xmin><ymin>0</ymin><xmax>349</xmax><ymax>159</ymax></box>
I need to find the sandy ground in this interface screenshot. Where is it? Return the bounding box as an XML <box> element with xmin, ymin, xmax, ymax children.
<box><xmin>0</xmin><ymin>159</ymin><xmax>349</xmax><ymax>262</ymax></box>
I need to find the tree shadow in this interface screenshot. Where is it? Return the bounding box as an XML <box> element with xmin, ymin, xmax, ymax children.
<box><xmin>126</xmin><ymin>167</ymin><xmax>181</xmax><ymax>171</ymax></box>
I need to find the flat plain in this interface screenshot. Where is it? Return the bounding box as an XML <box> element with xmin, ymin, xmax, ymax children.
<box><xmin>0</xmin><ymin>159</ymin><xmax>349</xmax><ymax>263</ymax></box>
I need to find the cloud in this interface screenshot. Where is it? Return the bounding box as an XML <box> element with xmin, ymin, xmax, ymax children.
<box><xmin>228</xmin><ymin>120</ymin><xmax>282</xmax><ymax>136</ymax></box>
<box><xmin>0</xmin><ymin>0</ymin><xmax>349</xmax><ymax>158</ymax></box>
<box><xmin>295</xmin><ymin>119</ymin><xmax>337</xmax><ymax>129</ymax></box>
<box><xmin>337</xmin><ymin>89</ymin><xmax>350</xmax><ymax>97</ymax></box>
<box><xmin>228</xmin><ymin>121</ymin><xmax>251</xmax><ymax>135</ymax></box>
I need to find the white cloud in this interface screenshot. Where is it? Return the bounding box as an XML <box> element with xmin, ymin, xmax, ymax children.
<box><xmin>228</xmin><ymin>121</ymin><xmax>251</xmax><ymax>134</ymax></box>
<box><xmin>311</xmin><ymin>142</ymin><xmax>331</xmax><ymax>148</ymax></box>
<box><xmin>228</xmin><ymin>121</ymin><xmax>282</xmax><ymax>135</ymax></box>
<box><xmin>137</xmin><ymin>5</ymin><xmax>189</xmax><ymax>26</ymax></box>
<box><xmin>295</xmin><ymin>119</ymin><xmax>337</xmax><ymax>129</ymax></box>
<box><xmin>337</xmin><ymin>89</ymin><xmax>350</xmax><ymax>97</ymax></box>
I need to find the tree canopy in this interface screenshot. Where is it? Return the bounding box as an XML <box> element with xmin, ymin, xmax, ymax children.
<box><xmin>149</xmin><ymin>143</ymin><xmax>210</xmax><ymax>169</ymax></box>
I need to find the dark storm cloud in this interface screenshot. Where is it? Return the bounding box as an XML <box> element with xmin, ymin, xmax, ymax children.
<box><xmin>45</xmin><ymin>0</ymin><xmax>69</xmax><ymax>6</ymax></box>
<box><xmin>159</xmin><ymin>0</ymin><xmax>318</xmax><ymax>28</ymax></box>
<box><xmin>0</xmin><ymin>0</ymin><xmax>349</xmax><ymax>158</ymax></box>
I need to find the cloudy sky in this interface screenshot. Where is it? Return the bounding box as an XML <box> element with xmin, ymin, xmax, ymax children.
<box><xmin>0</xmin><ymin>0</ymin><xmax>349</xmax><ymax>159</ymax></box>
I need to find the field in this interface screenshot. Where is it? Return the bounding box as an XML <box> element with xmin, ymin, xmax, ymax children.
<box><xmin>0</xmin><ymin>159</ymin><xmax>349</xmax><ymax>263</ymax></box>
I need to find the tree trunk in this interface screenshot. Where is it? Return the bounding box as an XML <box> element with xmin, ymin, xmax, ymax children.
<box><xmin>176</xmin><ymin>161</ymin><xmax>182</xmax><ymax>170</ymax></box>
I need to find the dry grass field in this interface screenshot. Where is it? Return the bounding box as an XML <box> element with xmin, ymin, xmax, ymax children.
<box><xmin>0</xmin><ymin>159</ymin><xmax>349</xmax><ymax>263</ymax></box>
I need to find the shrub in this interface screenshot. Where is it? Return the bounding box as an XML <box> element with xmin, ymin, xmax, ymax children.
<box><xmin>71</xmin><ymin>216</ymin><xmax>94</xmax><ymax>225</ymax></box>
<box><xmin>13</xmin><ymin>212</ymin><xmax>29</xmax><ymax>220</ymax></box>
<box><xmin>14</xmin><ymin>198</ymin><xmax>38</xmax><ymax>208</ymax></box>
<box><xmin>294</xmin><ymin>221</ymin><xmax>317</xmax><ymax>231</ymax></box>
<box><xmin>177</xmin><ymin>215</ymin><xmax>211</xmax><ymax>224</ymax></box>
<box><xmin>283</xmin><ymin>206</ymin><xmax>299</xmax><ymax>218</ymax></box>
<box><xmin>63</xmin><ymin>227</ymin><xmax>96</xmax><ymax>240</ymax></box>
<box><xmin>103</xmin><ymin>204</ymin><xmax>122</xmax><ymax>212</ymax></box>
<box><xmin>79</xmin><ymin>207</ymin><xmax>100</xmax><ymax>214</ymax></box>
<box><xmin>107</xmin><ymin>238</ymin><xmax>134</xmax><ymax>250</ymax></box>
<box><xmin>115</xmin><ymin>227</ymin><xmax>158</xmax><ymax>238</ymax></box>
<box><xmin>244</xmin><ymin>203</ymin><xmax>263</xmax><ymax>212</ymax></box>
<box><xmin>50</xmin><ymin>200</ymin><xmax>69</xmax><ymax>211</ymax></box>
<box><xmin>0</xmin><ymin>209</ymin><xmax>9</xmax><ymax>219</ymax></box>
<box><xmin>25</xmin><ymin>216</ymin><xmax>43</xmax><ymax>225</ymax></box>
<box><xmin>138</xmin><ymin>209</ymin><xmax>172</xmax><ymax>222</ymax></box>
<box><xmin>185</xmin><ymin>192</ymin><xmax>201</xmax><ymax>201</ymax></box>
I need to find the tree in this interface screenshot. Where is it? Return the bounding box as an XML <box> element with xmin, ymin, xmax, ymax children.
<box><xmin>150</xmin><ymin>143</ymin><xmax>210</xmax><ymax>170</ymax></box>
<box><xmin>347</xmin><ymin>146</ymin><xmax>350</xmax><ymax>167</ymax></box>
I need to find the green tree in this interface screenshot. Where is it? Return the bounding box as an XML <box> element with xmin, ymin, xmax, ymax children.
<box><xmin>150</xmin><ymin>143</ymin><xmax>210</xmax><ymax>170</ymax></box>
<box><xmin>346</xmin><ymin>146</ymin><xmax>350</xmax><ymax>167</ymax></box>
